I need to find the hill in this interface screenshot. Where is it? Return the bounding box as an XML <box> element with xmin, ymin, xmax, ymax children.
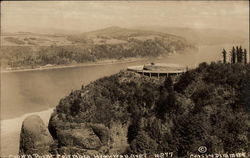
<box><xmin>1</xmin><ymin>32</ymin><xmax>71</xmax><ymax>46</ymax></box>
<box><xmin>132</xmin><ymin>26</ymin><xmax>249</xmax><ymax>45</ymax></box>
<box><xmin>19</xmin><ymin>62</ymin><xmax>250</xmax><ymax>157</ymax></box>
<box><xmin>67</xmin><ymin>26</ymin><xmax>193</xmax><ymax>46</ymax></box>
<box><xmin>1</xmin><ymin>27</ymin><xmax>195</xmax><ymax>70</ymax></box>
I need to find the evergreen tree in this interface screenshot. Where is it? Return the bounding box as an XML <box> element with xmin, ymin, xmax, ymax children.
<box><xmin>243</xmin><ymin>49</ymin><xmax>247</xmax><ymax>64</ymax></box>
<box><xmin>127</xmin><ymin>116</ymin><xmax>142</xmax><ymax>143</ymax></box>
<box><xmin>236</xmin><ymin>46</ymin><xmax>239</xmax><ymax>63</ymax></box>
<box><xmin>157</xmin><ymin>76</ymin><xmax>176</xmax><ymax>120</ymax></box>
<box><xmin>164</xmin><ymin>75</ymin><xmax>174</xmax><ymax>92</ymax></box>
<box><xmin>222</xmin><ymin>49</ymin><xmax>227</xmax><ymax>64</ymax></box>
<box><xmin>236</xmin><ymin>46</ymin><xmax>239</xmax><ymax>53</ymax></box>
<box><xmin>237</xmin><ymin>46</ymin><xmax>243</xmax><ymax>63</ymax></box>
<box><xmin>231</xmin><ymin>47</ymin><xmax>236</xmax><ymax>64</ymax></box>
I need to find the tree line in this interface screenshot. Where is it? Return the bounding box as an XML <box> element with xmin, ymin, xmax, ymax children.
<box><xmin>1</xmin><ymin>37</ymin><xmax>194</xmax><ymax>69</ymax></box>
<box><xmin>222</xmin><ymin>46</ymin><xmax>248</xmax><ymax>64</ymax></box>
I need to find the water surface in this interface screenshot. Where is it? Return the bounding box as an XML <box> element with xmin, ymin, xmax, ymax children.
<box><xmin>1</xmin><ymin>43</ymin><xmax>248</xmax><ymax>156</ymax></box>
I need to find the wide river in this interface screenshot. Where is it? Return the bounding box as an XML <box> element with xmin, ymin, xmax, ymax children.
<box><xmin>0</xmin><ymin>44</ymin><xmax>248</xmax><ymax>156</ymax></box>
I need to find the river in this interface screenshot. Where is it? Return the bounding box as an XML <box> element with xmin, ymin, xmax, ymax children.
<box><xmin>0</xmin><ymin>43</ymin><xmax>249</xmax><ymax>157</ymax></box>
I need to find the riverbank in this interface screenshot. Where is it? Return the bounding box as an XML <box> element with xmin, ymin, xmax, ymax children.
<box><xmin>1</xmin><ymin>57</ymin><xmax>151</xmax><ymax>73</ymax></box>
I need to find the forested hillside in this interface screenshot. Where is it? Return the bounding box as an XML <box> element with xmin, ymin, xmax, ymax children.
<box><xmin>37</xmin><ymin>62</ymin><xmax>250</xmax><ymax>157</ymax></box>
<box><xmin>1</xmin><ymin>27</ymin><xmax>195</xmax><ymax>70</ymax></box>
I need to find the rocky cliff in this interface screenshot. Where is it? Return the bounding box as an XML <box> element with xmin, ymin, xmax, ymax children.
<box><xmin>19</xmin><ymin>63</ymin><xmax>250</xmax><ymax>157</ymax></box>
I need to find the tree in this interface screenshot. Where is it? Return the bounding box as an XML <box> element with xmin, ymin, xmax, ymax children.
<box><xmin>236</xmin><ymin>46</ymin><xmax>243</xmax><ymax>63</ymax></box>
<box><xmin>231</xmin><ymin>47</ymin><xmax>236</xmax><ymax>64</ymax></box>
<box><xmin>127</xmin><ymin>116</ymin><xmax>142</xmax><ymax>143</ymax></box>
<box><xmin>174</xmin><ymin>70</ymin><xmax>195</xmax><ymax>93</ymax></box>
<box><xmin>243</xmin><ymin>49</ymin><xmax>247</xmax><ymax>64</ymax></box>
<box><xmin>222</xmin><ymin>49</ymin><xmax>227</xmax><ymax>64</ymax></box>
<box><xmin>157</xmin><ymin>76</ymin><xmax>176</xmax><ymax>120</ymax></box>
<box><xmin>164</xmin><ymin>76</ymin><xmax>174</xmax><ymax>92</ymax></box>
<box><xmin>130</xmin><ymin>131</ymin><xmax>158</xmax><ymax>154</ymax></box>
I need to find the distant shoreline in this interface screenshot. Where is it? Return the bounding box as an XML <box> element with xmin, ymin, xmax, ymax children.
<box><xmin>1</xmin><ymin>57</ymin><xmax>152</xmax><ymax>73</ymax></box>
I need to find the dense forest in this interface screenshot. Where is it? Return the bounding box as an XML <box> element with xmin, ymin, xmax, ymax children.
<box><xmin>1</xmin><ymin>27</ymin><xmax>195</xmax><ymax>69</ymax></box>
<box><xmin>46</xmin><ymin>62</ymin><xmax>250</xmax><ymax>157</ymax></box>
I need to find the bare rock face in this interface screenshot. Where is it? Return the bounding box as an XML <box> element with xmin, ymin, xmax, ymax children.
<box><xmin>19</xmin><ymin>115</ymin><xmax>54</xmax><ymax>155</ymax></box>
<box><xmin>57</xmin><ymin>127</ymin><xmax>102</xmax><ymax>149</ymax></box>
<box><xmin>48</xmin><ymin>115</ymin><xmax>111</xmax><ymax>156</ymax></box>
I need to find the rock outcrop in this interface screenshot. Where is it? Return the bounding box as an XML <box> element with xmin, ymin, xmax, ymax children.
<box><xmin>19</xmin><ymin>115</ymin><xmax>54</xmax><ymax>155</ymax></box>
<box><xmin>19</xmin><ymin>71</ymin><xmax>160</xmax><ymax>156</ymax></box>
<box><xmin>45</xmin><ymin>71</ymin><xmax>161</xmax><ymax>155</ymax></box>
<box><xmin>19</xmin><ymin>65</ymin><xmax>250</xmax><ymax>157</ymax></box>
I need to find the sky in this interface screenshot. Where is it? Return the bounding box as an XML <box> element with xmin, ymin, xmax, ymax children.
<box><xmin>1</xmin><ymin>1</ymin><xmax>249</xmax><ymax>33</ymax></box>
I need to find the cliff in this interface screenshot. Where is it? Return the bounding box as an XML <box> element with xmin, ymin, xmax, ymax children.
<box><xmin>19</xmin><ymin>63</ymin><xmax>250</xmax><ymax>157</ymax></box>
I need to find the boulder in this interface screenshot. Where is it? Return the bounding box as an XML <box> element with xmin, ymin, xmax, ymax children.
<box><xmin>57</xmin><ymin>127</ymin><xmax>102</xmax><ymax>150</ymax></box>
<box><xmin>19</xmin><ymin>115</ymin><xmax>54</xmax><ymax>155</ymax></box>
<box><xmin>48</xmin><ymin>117</ymin><xmax>111</xmax><ymax>155</ymax></box>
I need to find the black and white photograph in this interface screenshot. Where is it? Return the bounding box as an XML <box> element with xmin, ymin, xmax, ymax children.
<box><xmin>0</xmin><ymin>1</ymin><xmax>249</xmax><ymax>158</ymax></box>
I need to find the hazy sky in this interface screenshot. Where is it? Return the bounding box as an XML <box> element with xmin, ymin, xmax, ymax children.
<box><xmin>1</xmin><ymin>1</ymin><xmax>249</xmax><ymax>33</ymax></box>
